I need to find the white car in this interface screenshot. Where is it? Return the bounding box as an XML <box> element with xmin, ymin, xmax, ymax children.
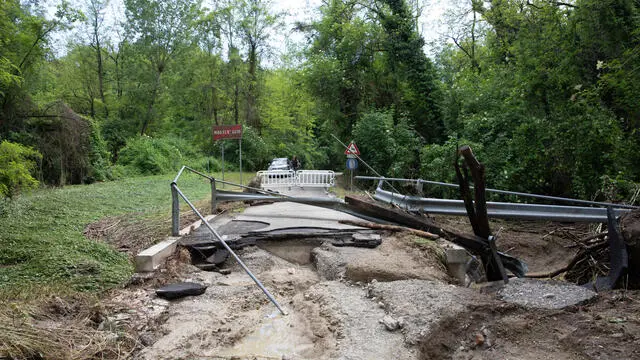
<box><xmin>267</xmin><ymin>158</ymin><xmax>293</xmax><ymax>177</ymax></box>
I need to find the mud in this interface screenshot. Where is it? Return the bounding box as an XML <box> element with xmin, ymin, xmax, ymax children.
<box><xmin>109</xmin><ymin>215</ymin><xmax>640</xmax><ymax>360</ymax></box>
<box><xmin>312</xmin><ymin>235</ymin><xmax>449</xmax><ymax>283</ymax></box>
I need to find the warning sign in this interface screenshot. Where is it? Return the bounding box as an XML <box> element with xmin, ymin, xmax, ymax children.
<box><xmin>344</xmin><ymin>141</ymin><xmax>360</xmax><ymax>156</ymax></box>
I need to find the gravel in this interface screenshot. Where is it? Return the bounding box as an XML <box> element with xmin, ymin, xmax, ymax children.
<box><xmin>368</xmin><ymin>279</ymin><xmax>478</xmax><ymax>345</ymax></box>
<box><xmin>497</xmin><ymin>278</ymin><xmax>597</xmax><ymax>309</ymax></box>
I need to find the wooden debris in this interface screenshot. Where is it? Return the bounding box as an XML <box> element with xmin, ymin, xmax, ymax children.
<box><xmin>455</xmin><ymin>145</ymin><xmax>506</xmax><ymax>282</ymax></box>
<box><xmin>338</xmin><ymin>219</ymin><xmax>440</xmax><ymax>239</ymax></box>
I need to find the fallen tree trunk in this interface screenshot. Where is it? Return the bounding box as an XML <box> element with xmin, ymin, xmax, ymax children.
<box><xmin>344</xmin><ymin>195</ymin><xmax>527</xmax><ymax>277</ymax></box>
<box><xmin>338</xmin><ymin>219</ymin><xmax>440</xmax><ymax>239</ymax></box>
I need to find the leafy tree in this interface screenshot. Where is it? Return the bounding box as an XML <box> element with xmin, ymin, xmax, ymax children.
<box><xmin>237</xmin><ymin>0</ymin><xmax>282</xmax><ymax>131</ymax></box>
<box><xmin>124</xmin><ymin>0</ymin><xmax>201</xmax><ymax>135</ymax></box>
<box><xmin>377</xmin><ymin>0</ymin><xmax>444</xmax><ymax>142</ymax></box>
<box><xmin>0</xmin><ymin>140</ymin><xmax>41</xmax><ymax>199</ymax></box>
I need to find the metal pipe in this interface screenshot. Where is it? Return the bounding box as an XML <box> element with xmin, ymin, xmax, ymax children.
<box><xmin>173</xmin><ymin>185</ymin><xmax>287</xmax><ymax>316</ymax></box>
<box><xmin>183</xmin><ymin>166</ymin><xmax>214</xmax><ymax>181</ymax></box>
<box><xmin>358</xmin><ymin>176</ymin><xmax>639</xmax><ymax>210</ymax></box>
<box><xmin>171</xmin><ymin>183</ymin><xmax>180</xmax><ymax>236</ymax></box>
<box><xmin>215</xmin><ymin>190</ymin><xmax>344</xmax><ymax>204</ymax></box>
<box><xmin>215</xmin><ymin>178</ymin><xmax>293</xmax><ymax>197</ymax></box>
<box><xmin>211</xmin><ymin>178</ymin><xmax>217</xmax><ymax>213</ymax></box>
<box><xmin>173</xmin><ymin>166</ymin><xmax>187</xmax><ymax>184</ymax></box>
<box><xmin>174</xmin><ymin>165</ymin><xmax>215</xmax><ymax>183</ymax></box>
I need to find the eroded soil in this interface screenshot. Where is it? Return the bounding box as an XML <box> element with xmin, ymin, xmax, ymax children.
<box><xmin>97</xmin><ymin>216</ymin><xmax>640</xmax><ymax>360</ymax></box>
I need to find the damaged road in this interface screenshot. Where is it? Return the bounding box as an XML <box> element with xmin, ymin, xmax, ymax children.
<box><xmin>107</xmin><ymin>186</ymin><xmax>640</xmax><ymax>360</ymax></box>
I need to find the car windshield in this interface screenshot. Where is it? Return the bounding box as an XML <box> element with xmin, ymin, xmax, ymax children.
<box><xmin>271</xmin><ymin>158</ymin><xmax>288</xmax><ymax>166</ymax></box>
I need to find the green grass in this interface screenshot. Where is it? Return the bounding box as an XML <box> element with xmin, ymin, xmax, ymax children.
<box><xmin>0</xmin><ymin>170</ymin><xmax>254</xmax><ymax>297</ymax></box>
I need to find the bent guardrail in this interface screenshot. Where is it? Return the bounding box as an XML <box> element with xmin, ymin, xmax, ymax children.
<box><xmin>373</xmin><ymin>186</ymin><xmax>631</xmax><ymax>222</ymax></box>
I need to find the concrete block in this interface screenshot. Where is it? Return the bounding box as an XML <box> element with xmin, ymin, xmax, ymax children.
<box><xmin>135</xmin><ymin>237</ymin><xmax>180</xmax><ymax>272</ymax></box>
<box><xmin>178</xmin><ymin>214</ymin><xmax>216</xmax><ymax>236</ymax></box>
<box><xmin>437</xmin><ymin>239</ymin><xmax>470</xmax><ymax>285</ymax></box>
<box><xmin>179</xmin><ymin>220</ymin><xmax>201</xmax><ymax>235</ymax></box>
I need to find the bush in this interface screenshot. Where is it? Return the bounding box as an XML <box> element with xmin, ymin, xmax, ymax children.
<box><xmin>86</xmin><ymin>119</ymin><xmax>111</xmax><ymax>183</ymax></box>
<box><xmin>352</xmin><ymin>111</ymin><xmax>395</xmax><ymax>175</ymax></box>
<box><xmin>0</xmin><ymin>140</ymin><xmax>42</xmax><ymax>199</ymax></box>
<box><xmin>220</xmin><ymin>126</ymin><xmax>270</xmax><ymax>171</ymax></box>
<box><xmin>117</xmin><ymin>136</ymin><xmax>183</xmax><ymax>175</ymax></box>
<box><xmin>419</xmin><ymin>137</ymin><xmax>485</xmax><ymax>198</ymax></box>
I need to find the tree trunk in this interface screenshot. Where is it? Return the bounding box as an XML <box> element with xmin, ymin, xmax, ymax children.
<box><xmin>246</xmin><ymin>42</ymin><xmax>258</xmax><ymax>130</ymax></box>
<box><xmin>141</xmin><ymin>70</ymin><xmax>162</xmax><ymax>135</ymax></box>
<box><xmin>95</xmin><ymin>33</ymin><xmax>107</xmax><ymax>118</ymax></box>
<box><xmin>234</xmin><ymin>82</ymin><xmax>239</xmax><ymax>125</ymax></box>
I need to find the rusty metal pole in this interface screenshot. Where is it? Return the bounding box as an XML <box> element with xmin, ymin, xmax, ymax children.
<box><xmin>211</xmin><ymin>178</ymin><xmax>217</xmax><ymax>214</ymax></box>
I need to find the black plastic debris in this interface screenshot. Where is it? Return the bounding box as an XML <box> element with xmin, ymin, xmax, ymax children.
<box><xmin>591</xmin><ymin>207</ymin><xmax>628</xmax><ymax>291</ymax></box>
<box><xmin>156</xmin><ymin>282</ymin><xmax>207</xmax><ymax>300</ymax></box>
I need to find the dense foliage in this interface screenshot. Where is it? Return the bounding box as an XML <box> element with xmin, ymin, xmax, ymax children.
<box><xmin>1</xmin><ymin>0</ymin><xmax>640</xmax><ymax>201</ymax></box>
<box><xmin>0</xmin><ymin>141</ymin><xmax>41</xmax><ymax>199</ymax></box>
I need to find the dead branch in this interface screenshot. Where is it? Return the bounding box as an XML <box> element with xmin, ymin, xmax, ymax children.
<box><xmin>526</xmin><ymin>241</ymin><xmax>609</xmax><ymax>278</ymax></box>
<box><xmin>338</xmin><ymin>220</ymin><xmax>439</xmax><ymax>239</ymax></box>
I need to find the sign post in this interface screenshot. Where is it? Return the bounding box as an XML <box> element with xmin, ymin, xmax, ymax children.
<box><xmin>213</xmin><ymin>124</ymin><xmax>243</xmax><ymax>186</ymax></box>
<box><xmin>344</xmin><ymin>141</ymin><xmax>361</xmax><ymax>192</ymax></box>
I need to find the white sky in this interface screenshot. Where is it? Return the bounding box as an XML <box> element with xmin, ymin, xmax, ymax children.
<box><xmin>46</xmin><ymin>0</ymin><xmax>456</xmax><ymax>61</ymax></box>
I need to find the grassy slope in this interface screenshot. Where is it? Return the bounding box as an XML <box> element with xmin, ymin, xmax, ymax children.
<box><xmin>0</xmin><ymin>171</ymin><xmax>251</xmax><ymax>296</ymax></box>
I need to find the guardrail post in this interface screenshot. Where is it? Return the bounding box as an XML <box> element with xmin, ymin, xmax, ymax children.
<box><xmin>171</xmin><ymin>183</ymin><xmax>180</xmax><ymax>236</ymax></box>
<box><xmin>211</xmin><ymin>178</ymin><xmax>217</xmax><ymax>213</ymax></box>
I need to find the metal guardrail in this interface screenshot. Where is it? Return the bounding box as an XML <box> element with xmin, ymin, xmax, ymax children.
<box><xmin>357</xmin><ymin>176</ymin><xmax>639</xmax><ymax>210</ymax></box>
<box><xmin>257</xmin><ymin>170</ymin><xmax>335</xmax><ymax>189</ymax></box>
<box><xmin>374</xmin><ymin>187</ymin><xmax>631</xmax><ymax>222</ymax></box>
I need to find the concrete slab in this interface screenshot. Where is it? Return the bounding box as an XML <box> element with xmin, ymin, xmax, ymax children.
<box><xmin>135</xmin><ymin>237</ymin><xmax>180</xmax><ymax>272</ymax></box>
<box><xmin>236</xmin><ymin>202</ymin><xmax>364</xmax><ymax>232</ymax></box>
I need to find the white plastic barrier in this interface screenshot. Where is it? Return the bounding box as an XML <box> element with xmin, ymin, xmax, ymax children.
<box><xmin>296</xmin><ymin>170</ymin><xmax>335</xmax><ymax>188</ymax></box>
<box><xmin>257</xmin><ymin>170</ymin><xmax>296</xmax><ymax>188</ymax></box>
<box><xmin>256</xmin><ymin>170</ymin><xmax>335</xmax><ymax>189</ymax></box>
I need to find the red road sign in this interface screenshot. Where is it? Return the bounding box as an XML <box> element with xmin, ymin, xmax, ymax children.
<box><xmin>344</xmin><ymin>141</ymin><xmax>360</xmax><ymax>156</ymax></box>
<box><xmin>213</xmin><ymin>124</ymin><xmax>243</xmax><ymax>140</ymax></box>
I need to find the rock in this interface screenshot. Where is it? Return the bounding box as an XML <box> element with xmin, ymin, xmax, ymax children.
<box><xmin>287</xmin><ymin>267</ymin><xmax>295</xmax><ymax>275</ymax></box>
<box><xmin>378</xmin><ymin>301</ymin><xmax>385</xmax><ymax>309</ymax></box>
<box><xmin>481</xmin><ymin>327</ymin><xmax>492</xmax><ymax>347</ymax></box>
<box><xmin>217</xmin><ymin>268</ymin><xmax>232</xmax><ymax>275</ymax></box>
<box><xmin>474</xmin><ymin>333</ymin><xmax>485</xmax><ymax>347</ymax></box>
<box><xmin>129</xmin><ymin>272</ymin><xmax>155</xmax><ymax>285</ymax></box>
<box><xmin>380</xmin><ymin>315</ymin><xmax>399</xmax><ymax>331</ymax></box>
<box><xmin>156</xmin><ymin>282</ymin><xmax>207</xmax><ymax>300</ymax></box>
<box><xmin>543</xmin><ymin>293</ymin><xmax>555</xmax><ymax>299</ymax></box>
<box><xmin>139</xmin><ymin>333</ymin><xmax>155</xmax><ymax>346</ymax></box>
<box><xmin>397</xmin><ymin>317</ymin><xmax>405</xmax><ymax>329</ymax></box>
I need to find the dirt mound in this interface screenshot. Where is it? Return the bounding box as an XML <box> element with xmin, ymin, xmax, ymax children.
<box><xmin>312</xmin><ymin>234</ymin><xmax>449</xmax><ymax>283</ymax></box>
<box><xmin>419</xmin><ymin>290</ymin><xmax>640</xmax><ymax>360</ymax></box>
<box><xmin>368</xmin><ymin>279</ymin><xmax>481</xmax><ymax>345</ymax></box>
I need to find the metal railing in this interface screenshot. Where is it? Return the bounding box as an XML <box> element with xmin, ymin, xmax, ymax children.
<box><xmin>296</xmin><ymin>170</ymin><xmax>335</xmax><ymax>188</ymax></box>
<box><xmin>256</xmin><ymin>170</ymin><xmax>336</xmax><ymax>189</ymax></box>
<box><xmin>256</xmin><ymin>170</ymin><xmax>296</xmax><ymax>188</ymax></box>
<box><xmin>171</xmin><ymin>165</ymin><xmax>286</xmax><ymax>315</ymax></box>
